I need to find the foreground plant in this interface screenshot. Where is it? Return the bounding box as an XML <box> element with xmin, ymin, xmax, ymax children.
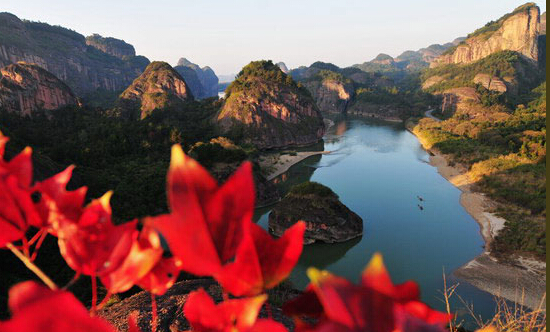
<box><xmin>284</xmin><ymin>253</ymin><xmax>451</xmax><ymax>332</ymax></box>
<box><xmin>0</xmin><ymin>132</ymin><xmax>502</xmax><ymax>332</ymax></box>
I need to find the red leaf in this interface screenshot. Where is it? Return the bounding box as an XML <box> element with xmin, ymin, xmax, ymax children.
<box><xmin>184</xmin><ymin>288</ymin><xmax>286</xmax><ymax>332</ymax></box>
<box><xmin>137</xmin><ymin>256</ymin><xmax>180</xmax><ymax>295</ymax></box>
<box><xmin>307</xmin><ymin>268</ymin><xmax>396</xmax><ymax>331</ymax></box>
<box><xmin>57</xmin><ymin>192</ymin><xmax>137</xmax><ymax>276</ymax></box>
<box><xmin>151</xmin><ymin>145</ymin><xmax>255</xmax><ymax>276</ymax></box>
<box><xmin>248</xmin><ymin>319</ymin><xmax>288</xmax><ymax>332</ymax></box>
<box><xmin>0</xmin><ymin>143</ymin><xmax>40</xmax><ymax>247</ymax></box>
<box><xmin>34</xmin><ymin>165</ymin><xmax>87</xmax><ymax>232</ymax></box>
<box><xmin>283</xmin><ymin>254</ymin><xmax>451</xmax><ymax>332</ymax></box>
<box><xmin>215</xmin><ymin>221</ymin><xmax>305</xmax><ymax>296</ymax></box>
<box><xmin>128</xmin><ymin>313</ymin><xmax>142</xmax><ymax>332</ymax></box>
<box><xmin>0</xmin><ymin>281</ymin><xmax>117</xmax><ymax>332</ymax></box>
<box><xmin>0</xmin><ymin>132</ymin><xmax>8</xmax><ymax>158</ymax></box>
<box><xmin>361</xmin><ymin>253</ymin><xmax>451</xmax><ymax>325</ymax></box>
<box><xmin>100</xmin><ymin>226</ymin><xmax>163</xmax><ymax>294</ymax></box>
<box><xmin>4</xmin><ymin>146</ymin><xmax>33</xmax><ymax>188</ymax></box>
<box><xmin>282</xmin><ymin>285</ymin><xmax>324</xmax><ymax>318</ymax></box>
<box><xmin>361</xmin><ymin>253</ymin><xmax>420</xmax><ymax>302</ymax></box>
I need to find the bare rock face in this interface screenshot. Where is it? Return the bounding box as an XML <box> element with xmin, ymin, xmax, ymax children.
<box><xmin>0</xmin><ymin>62</ymin><xmax>77</xmax><ymax>116</ymax></box>
<box><xmin>217</xmin><ymin>60</ymin><xmax>325</xmax><ymax>149</ymax></box>
<box><xmin>0</xmin><ymin>12</ymin><xmax>149</xmax><ymax>96</ymax></box>
<box><xmin>304</xmin><ymin>79</ymin><xmax>354</xmax><ymax>114</ymax></box>
<box><xmin>118</xmin><ymin>61</ymin><xmax>193</xmax><ymax>119</ymax></box>
<box><xmin>432</xmin><ymin>4</ymin><xmax>541</xmax><ymax>67</ymax></box>
<box><xmin>440</xmin><ymin>87</ymin><xmax>480</xmax><ymax>116</ymax></box>
<box><xmin>85</xmin><ymin>34</ymin><xmax>136</xmax><ymax>59</ymax></box>
<box><xmin>472</xmin><ymin>74</ymin><xmax>507</xmax><ymax>93</ymax></box>
<box><xmin>268</xmin><ymin>182</ymin><xmax>363</xmax><ymax>244</ymax></box>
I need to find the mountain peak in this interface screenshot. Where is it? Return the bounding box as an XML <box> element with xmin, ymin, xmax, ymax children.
<box><xmin>118</xmin><ymin>61</ymin><xmax>193</xmax><ymax>119</ymax></box>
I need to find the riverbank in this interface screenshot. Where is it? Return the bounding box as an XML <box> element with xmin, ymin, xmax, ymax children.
<box><xmin>260</xmin><ymin>151</ymin><xmax>331</xmax><ymax>181</ymax></box>
<box><xmin>347</xmin><ymin>111</ymin><xmax>403</xmax><ymax>123</ymax></box>
<box><xmin>408</xmin><ymin>121</ymin><xmax>546</xmax><ymax>310</ymax></box>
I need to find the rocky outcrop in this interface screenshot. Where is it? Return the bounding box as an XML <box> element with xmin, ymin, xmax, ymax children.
<box><xmin>303</xmin><ymin>79</ymin><xmax>354</xmax><ymax>114</ymax></box>
<box><xmin>118</xmin><ymin>61</ymin><xmax>193</xmax><ymax>119</ymax></box>
<box><xmin>85</xmin><ymin>34</ymin><xmax>136</xmax><ymax>59</ymax></box>
<box><xmin>0</xmin><ymin>12</ymin><xmax>149</xmax><ymax>96</ymax></box>
<box><xmin>276</xmin><ymin>62</ymin><xmax>289</xmax><ymax>73</ymax></box>
<box><xmin>440</xmin><ymin>87</ymin><xmax>480</xmax><ymax>116</ymax></box>
<box><xmin>99</xmin><ymin>279</ymin><xmax>296</xmax><ymax>332</ymax></box>
<box><xmin>432</xmin><ymin>3</ymin><xmax>541</xmax><ymax>67</ymax></box>
<box><xmin>268</xmin><ymin>182</ymin><xmax>363</xmax><ymax>244</ymax></box>
<box><xmin>174</xmin><ymin>58</ymin><xmax>218</xmax><ymax>99</ymax></box>
<box><xmin>0</xmin><ymin>62</ymin><xmax>77</xmax><ymax>116</ymax></box>
<box><xmin>472</xmin><ymin>74</ymin><xmax>507</xmax><ymax>92</ymax></box>
<box><xmin>217</xmin><ymin>60</ymin><xmax>325</xmax><ymax>149</ymax></box>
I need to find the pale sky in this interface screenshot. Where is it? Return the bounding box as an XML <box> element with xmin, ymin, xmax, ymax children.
<box><xmin>2</xmin><ymin>1</ymin><xmax>546</xmax><ymax>75</ymax></box>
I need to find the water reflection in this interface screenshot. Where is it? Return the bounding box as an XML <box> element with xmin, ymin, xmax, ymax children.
<box><xmin>297</xmin><ymin>236</ymin><xmax>362</xmax><ymax>270</ymax></box>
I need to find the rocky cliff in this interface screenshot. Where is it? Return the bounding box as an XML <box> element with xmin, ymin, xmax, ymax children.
<box><xmin>303</xmin><ymin>76</ymin><xmax>354</xmax><ymax>114</ymax></box>
<box><xmin>431</xmin><ymin>3</ymin><xmax>541</xmax><ymax>67</ymax></box>
<box><xmin>174</xmin><ymin>58</ymin><xmax>218</xmax><ymax>99</ymax></box>
<box><xmin>0</xmin><ymin>62</ymin><xmax>77</xmax><ymax>116</ymax></box>
<box><xmin>268</xmin><ymin>182</ymin><xmax>363</xmax><ymax>244</ymax></box>
<box><xmin>85</xmin><ymin>34</ymin><xmax>136</xmax><ymax>59</ymax></box>
<box><xmin>117</xmin><ymin>61</ymin><xmax>193</xmax><ymax>119</ymax></box>
<box><xmin>216</xmin><ymin>60</ymin><xmax>325</xmax><ymax>149</ymax></box>
<box><xmin>289</xmin><ymin>62</ymin><xmax>358</xmax><ymax>114</ymax></box>
<box><xmin>0</xmin><ymin>12</ymin><xmax>149</xmax><ymax>96</ymax></box>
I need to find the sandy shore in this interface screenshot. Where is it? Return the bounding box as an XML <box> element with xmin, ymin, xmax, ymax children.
<box><xmin>261</xmin><ymin>151</ymin><xmax>331</xmax><ymax>181</ymax></box>
<box><xmin>410</xmin><ymin>124</ymin><xmax>546</xmax><ymax>310</ymax></box>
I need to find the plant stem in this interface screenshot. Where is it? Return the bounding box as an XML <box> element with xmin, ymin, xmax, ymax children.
<box><xmin>30</xmin><ymin>230</ymin><xmax>48</xmax><ymax>261</ymax></box>
<box><xmin>151</xmin><ymin>293</ymin><xmax>158</xmax><ymax>332</ymax></box>
<box><xmin>7</xmin><ymin>242</ymin><xmax>58</xmax><ymax>290</ymax></box>
<box><xmin>97</xmin><ymin>291</ymin><xmax>112</xmax><ymax>310</ymax></box>
<box><xmin>62</xmin><ymin>271</ymin><xmax>81</xmax><ymax>290</ymax></box>
<box><xmin>91</xmin><ymin>274</ymin><xmax>97</xmax><ymax>315</ymax></box>
<box><xmin>22</xmin><ymin>237</ymin><xmax>30</xmax><ymax>257</ymax></box>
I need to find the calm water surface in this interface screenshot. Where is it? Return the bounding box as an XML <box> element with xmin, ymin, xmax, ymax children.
<box><xmin>255</xmin><ymin>117</ymin><xmax>498</xmax><ymax>326</ymax></box>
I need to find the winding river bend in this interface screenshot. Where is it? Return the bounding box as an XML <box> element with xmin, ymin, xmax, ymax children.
<box><xmin>254</xmin><ymin>117</ymin><xmax>498</xmax><ymax>325</ymax></box>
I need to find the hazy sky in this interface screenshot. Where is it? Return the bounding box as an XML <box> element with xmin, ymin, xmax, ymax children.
<box><xmin>3</xmin><ymin>1</ymin><xmax>546</xmax><ymax>75</ymax></box>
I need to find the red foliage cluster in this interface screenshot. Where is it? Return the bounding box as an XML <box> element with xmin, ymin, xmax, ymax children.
<box><xmin>0</xmin><ymin>132</ymin><xmax>452</xmax><ymax>332</ymax></box>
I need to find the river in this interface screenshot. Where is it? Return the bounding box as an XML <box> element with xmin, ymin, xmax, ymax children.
<box><xmin>254</xmin><ymin>117</ymin><xmax>500</xmax><ymax>327</ymax></box>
